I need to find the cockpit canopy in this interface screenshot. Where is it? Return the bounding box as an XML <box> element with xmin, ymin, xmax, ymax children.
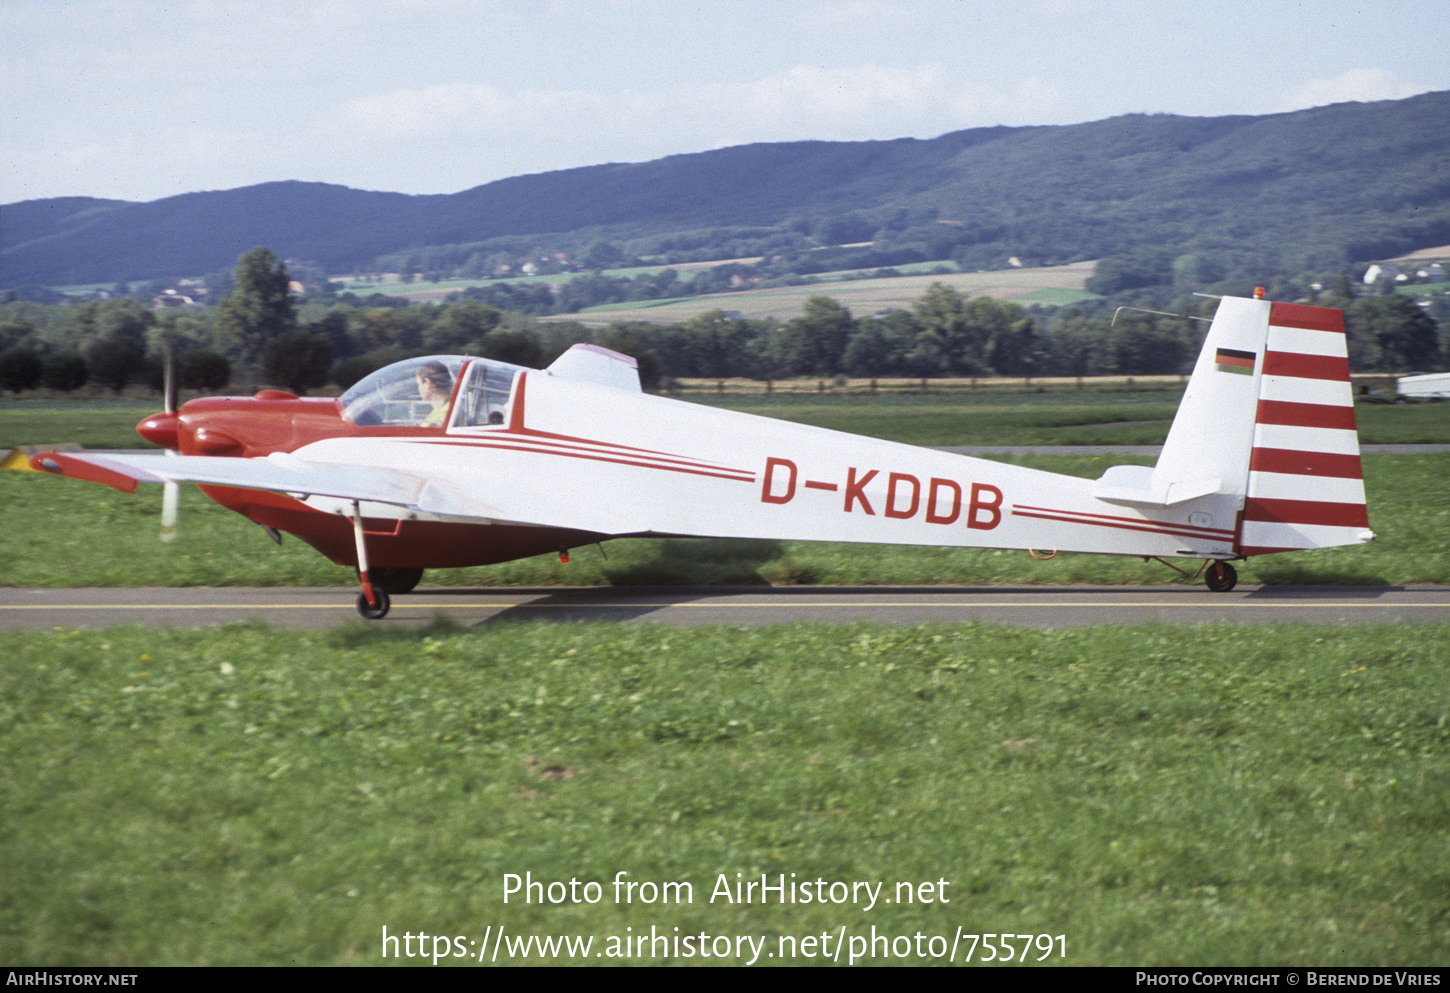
<box><xmin>340</xmin><ymin>355</ymin><xmax>525</xmax><ymax>428</ymax></box>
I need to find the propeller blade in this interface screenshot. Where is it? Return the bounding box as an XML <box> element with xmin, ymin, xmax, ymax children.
<box><xmin>163</xmin><ymin>340</ymin><xmax>178</xmax><ymax>415</ymax></box>
<box><xmin>160</xmin><ymin>479</ymin><xmax>179</xmax><ymax>543</ymax></box>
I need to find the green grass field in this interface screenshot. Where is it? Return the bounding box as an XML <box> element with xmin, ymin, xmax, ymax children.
<box><xmin>2</xmin><ymin>620</ymin><xmax>1446</xmax><ymax>965</ymax></box>
<box><xmin>0</xmin><ymin>399</ymin><xmax>163</xmax><ymax>451</ymax></box>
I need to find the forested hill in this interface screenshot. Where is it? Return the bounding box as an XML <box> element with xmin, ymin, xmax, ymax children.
<box><xmin>4</xmin><ymin>90</ymin><xmax>1448</xmax><ymax>287</ymax></box>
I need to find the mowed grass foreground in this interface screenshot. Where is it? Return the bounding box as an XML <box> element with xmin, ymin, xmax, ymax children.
<box><xmin>2</xmin><ymin>620</ymin><xmax>1447</xmax><ymax>965</ymax></box>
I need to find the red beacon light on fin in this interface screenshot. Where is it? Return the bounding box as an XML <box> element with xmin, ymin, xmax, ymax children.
<box><xmin>1254</xmin><ymin>286</ymin><xmax>1266</xmax><ymax>299</ymax></box>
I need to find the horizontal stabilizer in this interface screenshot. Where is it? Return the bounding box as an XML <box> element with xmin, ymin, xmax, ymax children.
<box><xmin>1093</xmin><ymin>464</ymin><xmax>1221</xmax><ymax>507</ymax></box>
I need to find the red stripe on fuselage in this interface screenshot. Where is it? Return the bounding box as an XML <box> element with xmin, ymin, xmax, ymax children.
<box><xmin>474</xmin><ymin>371</ymin><xmax>755</xmax><ymax>481</ymax></box>
<box><xmin>499</xmin><ymin>370</ymin><xmax>748</xmax><ymax>468</ymax></box>
<box><xmin>427</xmin><ymin>436</ymin><xmax>756</xmax><ymax>483</ymax></box>
<box><xmin>508</xmin><ymin>373</ymin><xmax>528</xmax><ymax>432</ymax></box>
<box><xmin>437</xmin><ymin>432</ymin><xmax>750</xmax><ymax>474</ymax></box>
<box><xmin>1011</xmin><ymin>504</ymin><xmax>1236</xmax><ymax>541</ymax></box>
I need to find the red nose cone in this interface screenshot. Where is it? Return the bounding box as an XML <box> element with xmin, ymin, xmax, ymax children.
<box><xmin>137</xmin><ymin>411</ymin><xmax>180</xmax><ymax>449</ymax></box>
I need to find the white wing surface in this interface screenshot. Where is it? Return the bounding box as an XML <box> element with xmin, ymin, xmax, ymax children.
<box><xmin>31</xmin><ymin>450</ymin><xmax>506</xmax><ymax>521</ymax></box>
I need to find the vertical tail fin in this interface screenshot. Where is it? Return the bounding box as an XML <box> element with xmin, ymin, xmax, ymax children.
<box><xmin>1239</xmin><ymin>302</ymin><xmax>1373</xmax><ymax>554</ymax></box>
<box><xmin>1150</xmin><ymin>295</ymin><xmax>1272</xmax><ymax>504</ymax></box>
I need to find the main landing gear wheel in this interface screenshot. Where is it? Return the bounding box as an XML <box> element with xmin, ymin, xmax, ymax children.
<box><xmin>356</xmin><ymin>589</ymin><xmax>391</xmax><ymax>619</ymax></box>
<box><xmin>1205</xmin><ymin>561</ymin><xmax>1238</xmax><ymax>592</ymax></box>
<box><xmin>366</xmin><ymin>567</ymin><xmax>424</xmax><ymax>595</ymax></box>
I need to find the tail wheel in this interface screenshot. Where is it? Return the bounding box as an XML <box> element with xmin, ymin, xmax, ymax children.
<box><xmin>1205</xmin><ymin>561</ymin><xmax>1238</xmax><ymax>592</ymax></box>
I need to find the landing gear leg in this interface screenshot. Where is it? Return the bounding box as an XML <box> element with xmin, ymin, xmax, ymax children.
<box><xmin>1205</xmin><ymin>561</ymin><xmax>1238</xmax><ymax>592</ymax></box>
<box><xmin>349</xmin><ymin>500</ymin><xmax>390</xmax><ymax>619</ymax></box>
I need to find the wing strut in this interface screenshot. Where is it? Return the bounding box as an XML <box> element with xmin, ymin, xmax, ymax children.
<box><xmin>351</xmin><ymin>501</ymin><xmax>389</xmax><ymax>619</ymax></box>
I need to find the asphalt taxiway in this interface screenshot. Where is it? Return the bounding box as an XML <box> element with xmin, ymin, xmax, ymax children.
<box><xmin>1</xmin><ymin>584</ymin><xmax>1446</xmax><ymax>629</ymax></box>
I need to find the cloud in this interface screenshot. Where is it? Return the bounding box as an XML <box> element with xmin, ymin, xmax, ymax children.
<box><xmin>1274</xmin><ymin>68</ymin><xmax>1431</xmax><ymax>111</ymax></box>
<box><xmin>712</xmin><ymin>63</ymin><xmax>948</xmax><ymax>121</ymax></box>
<box><xmin>343</xmin><ymin>83</ymin><xmax>515</xmax><ymax>136</ymax></box>
<box><xmin>344</xmin><ymin>63</ymin><xmax>1065</xmax><ymax>150</ymax></box>
<box><xmin>945</xmin><ymin>76</ymin><xmax>1066</xmax><ymax>123</ymax></box>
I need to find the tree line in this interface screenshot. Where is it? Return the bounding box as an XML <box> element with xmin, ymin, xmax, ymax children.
<box><xmin>2</xmin><ymin>248</ymin><xmax>1444</xmax><ymax>397</ymax></box>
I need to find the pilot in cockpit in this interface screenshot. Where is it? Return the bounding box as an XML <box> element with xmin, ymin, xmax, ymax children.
<box><xmin>415</xmin><ymin>361</ymin><xmax>454</xmax><ymax>426</ymax></box>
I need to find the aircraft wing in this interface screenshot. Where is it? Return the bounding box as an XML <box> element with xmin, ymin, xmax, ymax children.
<box><xmin>29</xmin><ymin>449</ymin><xmax>508</xmax><ymax>521</ymax></box>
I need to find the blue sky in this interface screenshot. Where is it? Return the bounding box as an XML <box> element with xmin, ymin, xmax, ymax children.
<box><xmin>4</xmin><ymin>0</ymin><xmax>1446</xmax><ymax>204</ymax></box>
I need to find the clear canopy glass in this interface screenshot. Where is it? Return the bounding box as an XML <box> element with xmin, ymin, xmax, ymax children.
<box><xmin>339</xmin><ymin>355</ymin><xmax>526</xmax><ymax>428</ymax></box>
<box><xmin>339</xmin><ymin>355</ymin><xmax>469</xmax><ymax>427</ymax></box>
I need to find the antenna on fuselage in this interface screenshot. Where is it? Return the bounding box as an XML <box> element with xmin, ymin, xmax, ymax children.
<box><xmin>1111</xmin><ymin>306</ymin><xmax>1212</xmax><ymax>327</ymax></box>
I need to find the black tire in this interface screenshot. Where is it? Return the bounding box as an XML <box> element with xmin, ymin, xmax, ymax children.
<box><xmin>356</xmin><ymin>589</ymin><xmax>391</xmax><ymax>619</ymax></box>
<box><xmin>1205</xmin><ymin>561</ymin><xmax>1238</xmax><ymax>592</ymax></box>
<box><xmin>368</xmin><ymin>567</ymin><xmax>424</xmax><ymax>595</ymax></box>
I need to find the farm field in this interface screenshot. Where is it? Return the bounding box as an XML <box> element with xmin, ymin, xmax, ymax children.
<box><xmin>551</xmin><ymin>262</ymin><xmax>1100</xmax><ymax>325</ymax></box>
<box><xmin>333</xmin><ymin>260</ymin><xmax>1099</xmax><ymax>319</ymax></box>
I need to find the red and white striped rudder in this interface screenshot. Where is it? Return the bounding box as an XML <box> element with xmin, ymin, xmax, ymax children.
<box><xmin>1239</xmin><ymin>302</ymin><xmax>1375</xmax><ymax>555</ymax></box>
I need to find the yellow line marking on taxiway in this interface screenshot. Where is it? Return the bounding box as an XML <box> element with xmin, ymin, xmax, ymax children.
<box><xmin>4</xmin><ymin>600</ymin><xmax>1448</xmax><ymax>611</ymax></box>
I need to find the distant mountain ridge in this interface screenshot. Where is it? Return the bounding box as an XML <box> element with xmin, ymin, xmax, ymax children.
<box><xmin>4</xmin><ymin>90</ymin><xmax>1448</xmax><ymax>287</ymax></box>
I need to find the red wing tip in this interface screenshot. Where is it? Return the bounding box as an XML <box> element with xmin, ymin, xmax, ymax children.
<box><xmin>28</xmin><ymin>451</ymin><xmax>143</xmax><ymax>494</ymax></box>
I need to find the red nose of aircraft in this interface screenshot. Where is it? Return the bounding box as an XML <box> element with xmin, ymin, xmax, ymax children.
<box><xmin>136</xmin><ymin>411</ymin><xmax>181</xmax><ymax>450</ymax></box>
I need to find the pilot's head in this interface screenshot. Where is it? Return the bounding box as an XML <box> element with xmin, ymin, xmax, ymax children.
<box><xmin>416</xmin><ymin>361</ymin><xmax>452</xmax><ymax>403</ymax></box>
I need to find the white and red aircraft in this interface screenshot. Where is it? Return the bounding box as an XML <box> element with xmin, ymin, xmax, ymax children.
<box><xmin>32</xmin><ymin>291</ymin><xmax>1374</xmax><ymax>618</ymax></box>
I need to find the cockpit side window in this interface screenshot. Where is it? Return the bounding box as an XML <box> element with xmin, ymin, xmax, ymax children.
<box><xmin>448</xmin><ymin>360</ymin><xmax>521</xmax><ymax>429</ymax></box>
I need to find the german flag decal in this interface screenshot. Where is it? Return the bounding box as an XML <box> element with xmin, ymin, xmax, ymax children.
<box><xmin>1215</xmin><ymin>347</ymin><xmax>1256</xmax><ymax>375</ymax></box>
